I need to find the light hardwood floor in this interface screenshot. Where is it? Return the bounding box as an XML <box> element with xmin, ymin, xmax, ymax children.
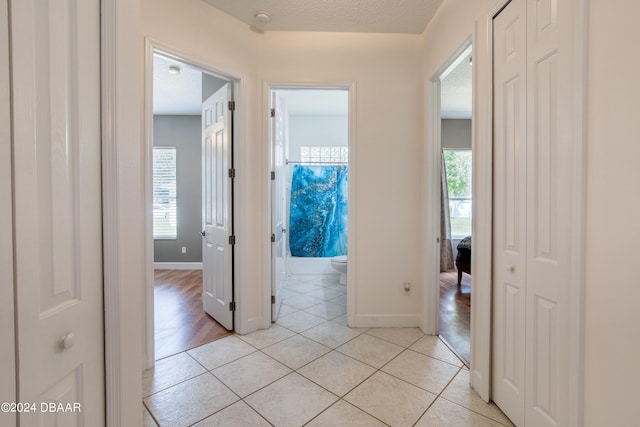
<box><xmin>439</xmin><ymin>269</ymin><xmax>471</xmax><ymax>365</ymax></box>
<box><xmin>154</xmin><ymin>270</ymin><xmax>232</xmax><ymax>360</ymax></box>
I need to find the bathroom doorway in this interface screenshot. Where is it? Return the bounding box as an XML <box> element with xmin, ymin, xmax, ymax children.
<box><xmin>437</xmin><ymin>45</ymin><xmax>473</xmax><ymax>366</ymax></box>
<box><xmin>268</xmin><ymin>86</ymin><xmax>351</xmax><ymax>324</ymax></box>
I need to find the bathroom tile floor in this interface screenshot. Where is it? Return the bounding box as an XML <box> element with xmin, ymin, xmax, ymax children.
<box><xmin>143</xmin><ymin>275</ymin><xmax>513</xmax><ymax>427</ymax></box>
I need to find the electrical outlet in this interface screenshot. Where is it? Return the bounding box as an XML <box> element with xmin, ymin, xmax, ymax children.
<box><xmin>181</xmin><ymin>247</ymin><xmax>187</xmax><ymax>254</ymax></box>
<box><xmin>404</xmin><ymin>280</ymin><xmax>411</xmax><ymax>292</ymax></box>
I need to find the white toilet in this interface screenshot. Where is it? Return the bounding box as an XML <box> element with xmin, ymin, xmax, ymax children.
<box><xmin>331</xmin><ymin>255</ymin><xmax>347</xmax><ymax>285</ymax></box>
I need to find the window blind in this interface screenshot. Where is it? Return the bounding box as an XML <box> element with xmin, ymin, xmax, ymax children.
<box><xmin>153</xmin><ymin>147</ymin><xmax>177</xmax><ymax>239</ymax></box>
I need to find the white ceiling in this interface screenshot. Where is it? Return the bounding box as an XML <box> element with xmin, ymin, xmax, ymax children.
<box><xmin>155</xmin><ymin>2</ymin><xmax>471</xmax><ymax>117</ymax></box>
<box><xmin>203</xmin><ymin>0</ymin><xmax>444</xmax><ymax>34</ymax></box>
<box><xmin>441</xmin><ymin>49</ymin><xmax>472</xmax><ymax>119</ymax></box>
<box><xmin>153</xmin><ymin>55</ymin><xmax>203</xmax><ymax>115</ymax></box>
<box><xmin>275</xmin><ymin>89</ymin><xmax>349</xmax><ymax>116</ymax></box>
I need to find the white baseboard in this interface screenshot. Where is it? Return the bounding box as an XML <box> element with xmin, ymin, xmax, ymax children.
<box><xmin>153</xmin><ymin>262</ymin><xmax>202</xmax><ymax>270</ymax></box>
<box><xmin>351</xmin><ymin>314</ymin><xmax>422</xmax><ymax>328</ymax></box>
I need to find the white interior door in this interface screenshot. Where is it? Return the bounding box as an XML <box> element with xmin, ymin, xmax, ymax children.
<box><xmin>271</xmin><ymin>93</ymin><xmax>288</xmax><ymax>321</ymax></box>
<box><xmin>11</xmin><ymin>0</ymin><xmax>104</xmax><ymax>425</ymax></box>
<box><xmin>202</xmin><ymin>84</ymin><xmax>234</xmax><ymax>331</ymax></box>
<box><xmin>493</xmin><ymin>0</ymin><xmax>576</xmax><ymax>425</ymax></box>
<box><xmin>524</xmin><ymin>0</ymin><xmax>573</xmax><ymax>424</ymax></box>
<box><xmin>492</xmin><ymin>0</ymin><xmax>527</xmax><ymax>424</ymax></box>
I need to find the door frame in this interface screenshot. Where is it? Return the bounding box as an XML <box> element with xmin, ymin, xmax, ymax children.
<box><xmin>263</xmin><ymin>82</ymin><xmax>357</xmax><ymax>327</ymax></box>
<box><xmin>423</xmin><ymin>36</ymin><xmax>473</xmax><ymax>336</ymax></box>
<box><xmin>0</xmin><ymin>0</ymin><xmax>16</xmax><ymax>420</ymax></box>
<box><xmin>424</xmin><ymin>1</ymin><xmax>587</xmax><ymax>423</ymax></box>
<box><xmin>143</xmin><ymin>38</ymin><xmax>242</xmax><ymax>368</ymax></box>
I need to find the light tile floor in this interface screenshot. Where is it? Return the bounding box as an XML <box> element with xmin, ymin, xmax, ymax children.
<box><xmin>143</xmin><ymin>275</ymin><xmax>514</xmax><ymax>427</ymax></box>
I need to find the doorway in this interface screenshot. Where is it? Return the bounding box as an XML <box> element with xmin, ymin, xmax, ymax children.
<box><xmin>436</xmin><ymin>45</ymin><xmax>473</xmax><ymax>366</ymax></box>
<box><xmin>268</xmin><ymin>87</ymin><xmax>351</xmax><ymax>326</ymax></box>
<box><xmin>146</xmin><ymin>48</ymin><xmax>239</xmax><ymax>364</ymax></box>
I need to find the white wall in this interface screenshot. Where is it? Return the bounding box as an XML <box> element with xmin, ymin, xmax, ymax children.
<box><xmin>140</xmin><ymin>0</ymin><xmax>265</xmax><ymax>334</ymax></box>
<box><xmin>584</xmin><ymin>1</ymin><xmax>640</xmax><ymax>424</ymax></box>
<box><xmin>262</xmin><ymin>31</ymin><xmax>424</xmax><ymax>325</ymax></box>
<box><xmin>288</xmin><ymin>115</ymin><xmax>348</xmax><ymax>161</ymax></box>
<box><xmin>115</xmin><ymin>0</ymin><xmax>640</xmax><ymax>424</ymax></box>
<box><xmin>442</xmin><ymin>119</ymin><xmax>472</xmax><ymax>149</ymax></box>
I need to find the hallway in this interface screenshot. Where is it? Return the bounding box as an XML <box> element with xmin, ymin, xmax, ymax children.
<box><xmin>143</xmin><ymin>275</ymin><xmax>511</xmax><ymax>426</ymax></box>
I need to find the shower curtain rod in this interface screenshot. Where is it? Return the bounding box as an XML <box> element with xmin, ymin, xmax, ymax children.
<box><xmin>285</xmin><ymin>160</ymin><xmax>348</xmax><ymax>165</ymax></box>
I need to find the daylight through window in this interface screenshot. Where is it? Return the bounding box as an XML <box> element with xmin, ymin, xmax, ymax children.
<box><xmin>444</xmin><ymin>149</ymin><xmax>472</xmax><ymax>237</ymax></box>
<box><xmin>153</xmin><ymin>147</ymin><xmax>177</xmax><ymax>239</ymax></box>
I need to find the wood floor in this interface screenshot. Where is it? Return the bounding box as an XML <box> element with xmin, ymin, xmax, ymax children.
<box><xmin>439</xmin><ymin>269</ymin><xmax>471</xmax><ymax>365</ymax></box>
<box><xmin>154</xmin><ymin>270</ymin><xmax>232</xmax><ymax>360</ymax></box>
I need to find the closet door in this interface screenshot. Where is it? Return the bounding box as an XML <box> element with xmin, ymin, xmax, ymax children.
<box><xmin>524</xmin><ymin>0</ymin><xmax>573</xmax><ymax>425</ymax></box>
<box><xmin>492</xmin><ymin>0</ymin><xmax>528</xmax><ymax>424</ymax></box>
<box><xmin>493</xmin><ymin>0</ymin><xmax>578</xmax><ymax>426</ymax></box>
<box><xmin>11</xmin><ymin>0</ymin><xmax>104</xmax><ymax>425</ymax></box>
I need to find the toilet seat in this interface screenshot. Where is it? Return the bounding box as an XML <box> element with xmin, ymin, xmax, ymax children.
<box><xmin>332</xmin><ymin>255</ymin><xmax>347</xmax><ymax>264</ymax></box>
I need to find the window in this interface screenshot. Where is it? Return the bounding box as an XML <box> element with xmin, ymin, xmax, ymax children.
<box><xmin>300</xmin><ymin>146</ymin><xmax>348</xmax><ymax>163</ymax></box>
<box><xmin>444</xmin><ymin>149</ymin><xmax>472</xmax><ymax>238</ymax></box>
<box><xmin>153</xmin><ymin>147</ymin><xmax>177</xmax><ymax>239</ymax></box>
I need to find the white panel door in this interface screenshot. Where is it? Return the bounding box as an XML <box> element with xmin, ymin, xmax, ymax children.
<box><xmin>492</xmin><ymin>0</ymin><xmax>527</xmax><ymax>424</ymax></box>
<box><xmin>524</xmin><ymin>0</ymin><xmax>572</xmax><ymax>424</ymax></box>
<box><xmin>202</xmin><ymin>84</ymin><xmax>234</xmax><ymax>330</ymax></box>
<box><xmin>271</xmin><ymin>93</ymin><xmax>288</xmax><ymax>321</ymax></box>
<box><xmin>493</xmin><ymin>0</ymin><xmax>576</xmax><ymax>425</ymax></box>
<box><xmin>11</xmin><ymin>0</ymin><xmax>104</xmax><ymax>425</ymax></box>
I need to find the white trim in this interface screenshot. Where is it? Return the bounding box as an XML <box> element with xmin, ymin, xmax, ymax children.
<box><xmin>264</xmin><ymin>81</ymin><xmax>357</xmax><ymax>329</ymax></box>
<box><xmin>153</xmin><ymin>262</ymin><xmax>203</xmax><ymax>270</ymax></box>
<box><xmin>423</xmin><ymin>77</ymin><xmax>441</xmax><ymax>336</ymax></box>
<box><xmin>471</xmin><ymin>8</ymin><xmax>496</xmax><ymax>402</ymax></box>
<box><xmin>423</xmin><ymin>37</ymin><xmax>472</xmax><ymax>338</ymax></box>
<box><xmin>101</xmin><ymin>0</ymin><xmax>122</xmax><ymax>423</ymax></box>
<box><xmin>354</xmin><ymin>314</ymin><xmax>421</xmax><ymax>328</ymax></box>
<box><xmin>567</xmin><ymin>2</ymin><xmax>589</xmax><ymax>425</ymax></box>
<box><xmin>0</xmin><ymin>0</ymin><xmax>16</xmax><ymax>421</ymax></box>
<box><xmin>143</xmin><ymin>38</ymin><xmax>155</xmax><ymax>369</ymax></box>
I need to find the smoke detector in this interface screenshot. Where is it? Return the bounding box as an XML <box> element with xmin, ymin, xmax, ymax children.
<box><xmin>254</xmin><ymin>11</ymin><xmax>271</xmax><ymax>25</ymax></box>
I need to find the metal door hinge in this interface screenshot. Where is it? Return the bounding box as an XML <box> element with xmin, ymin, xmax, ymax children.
<box><xmin>228</xmin><ymin>101</ymin><xmax>236</xmax><ymax>111</ymax></box>
<box><xmin>270</xmin><ymin>108</ymin><xmax>275</xmax><ymax>118</ymax></box>
<box><xmin>270</xmin><ymin>171</ymin><xmax>275</xmax><ymax>180</ymax></box>
<box><xmin>229</xmin><ymin>235</ymin><xmax>236</xmax><ymax>245</ymax></box>
<box><xmin>271</xmin><ymin>295</ymin><xmax>275</xmax><ymax>304</ymax></box>
<box><xmin>229</xmin><ymin>301</ymin><xmax>236</xmax><ymax>311</ymax></box>
<box><xmin>228</xmin><ymin>168</ymin><xmax>236</xmax><ymax>178</ymax></box>
<box><xmin>270</xmin><ymin>233</ymin><xmax>275</xmax><ymax>243</ymax></box>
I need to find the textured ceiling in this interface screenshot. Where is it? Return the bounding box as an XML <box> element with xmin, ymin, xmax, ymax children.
<box><xmin>203</xmin><ymin>0</ymin><xmax>444</xmax><ymax>34</ymax></box>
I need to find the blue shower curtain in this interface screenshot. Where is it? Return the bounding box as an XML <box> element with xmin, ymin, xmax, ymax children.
<box><xmin>289</xmin><ymin>165</ymin><xmax>348</xmax><ymax>257</ymax></box>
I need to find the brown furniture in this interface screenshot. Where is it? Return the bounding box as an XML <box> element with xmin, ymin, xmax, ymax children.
<box><xmin>455</xmin><ymin>236</ymin><xmax>471</xmax><ymax>286</ymax></box>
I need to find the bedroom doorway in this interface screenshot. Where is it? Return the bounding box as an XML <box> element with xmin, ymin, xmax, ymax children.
<box><xmin>146</xmin><ymin>46</ymin><xmax>240</xmax><ymax>365</ymax></box>
<box><xmin>437</xmin><ymin>45</ymin><xmax>473</xmax><ymax>366</ymax></box>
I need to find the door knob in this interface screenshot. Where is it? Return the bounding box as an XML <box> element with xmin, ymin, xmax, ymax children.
<box><xmin>506</xmin><ymin>264</ymin><xmax>515</xmax><ymax>273</ymax></box>
<box><xmin>59</xmin><ymin>332</ymin><xmax>76</xmax><ymax>350</ymax></box>
<box><xmin>201</xmin><ymin>230</ymin><xmax>206</xmax><ymax>237</ymax></box>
